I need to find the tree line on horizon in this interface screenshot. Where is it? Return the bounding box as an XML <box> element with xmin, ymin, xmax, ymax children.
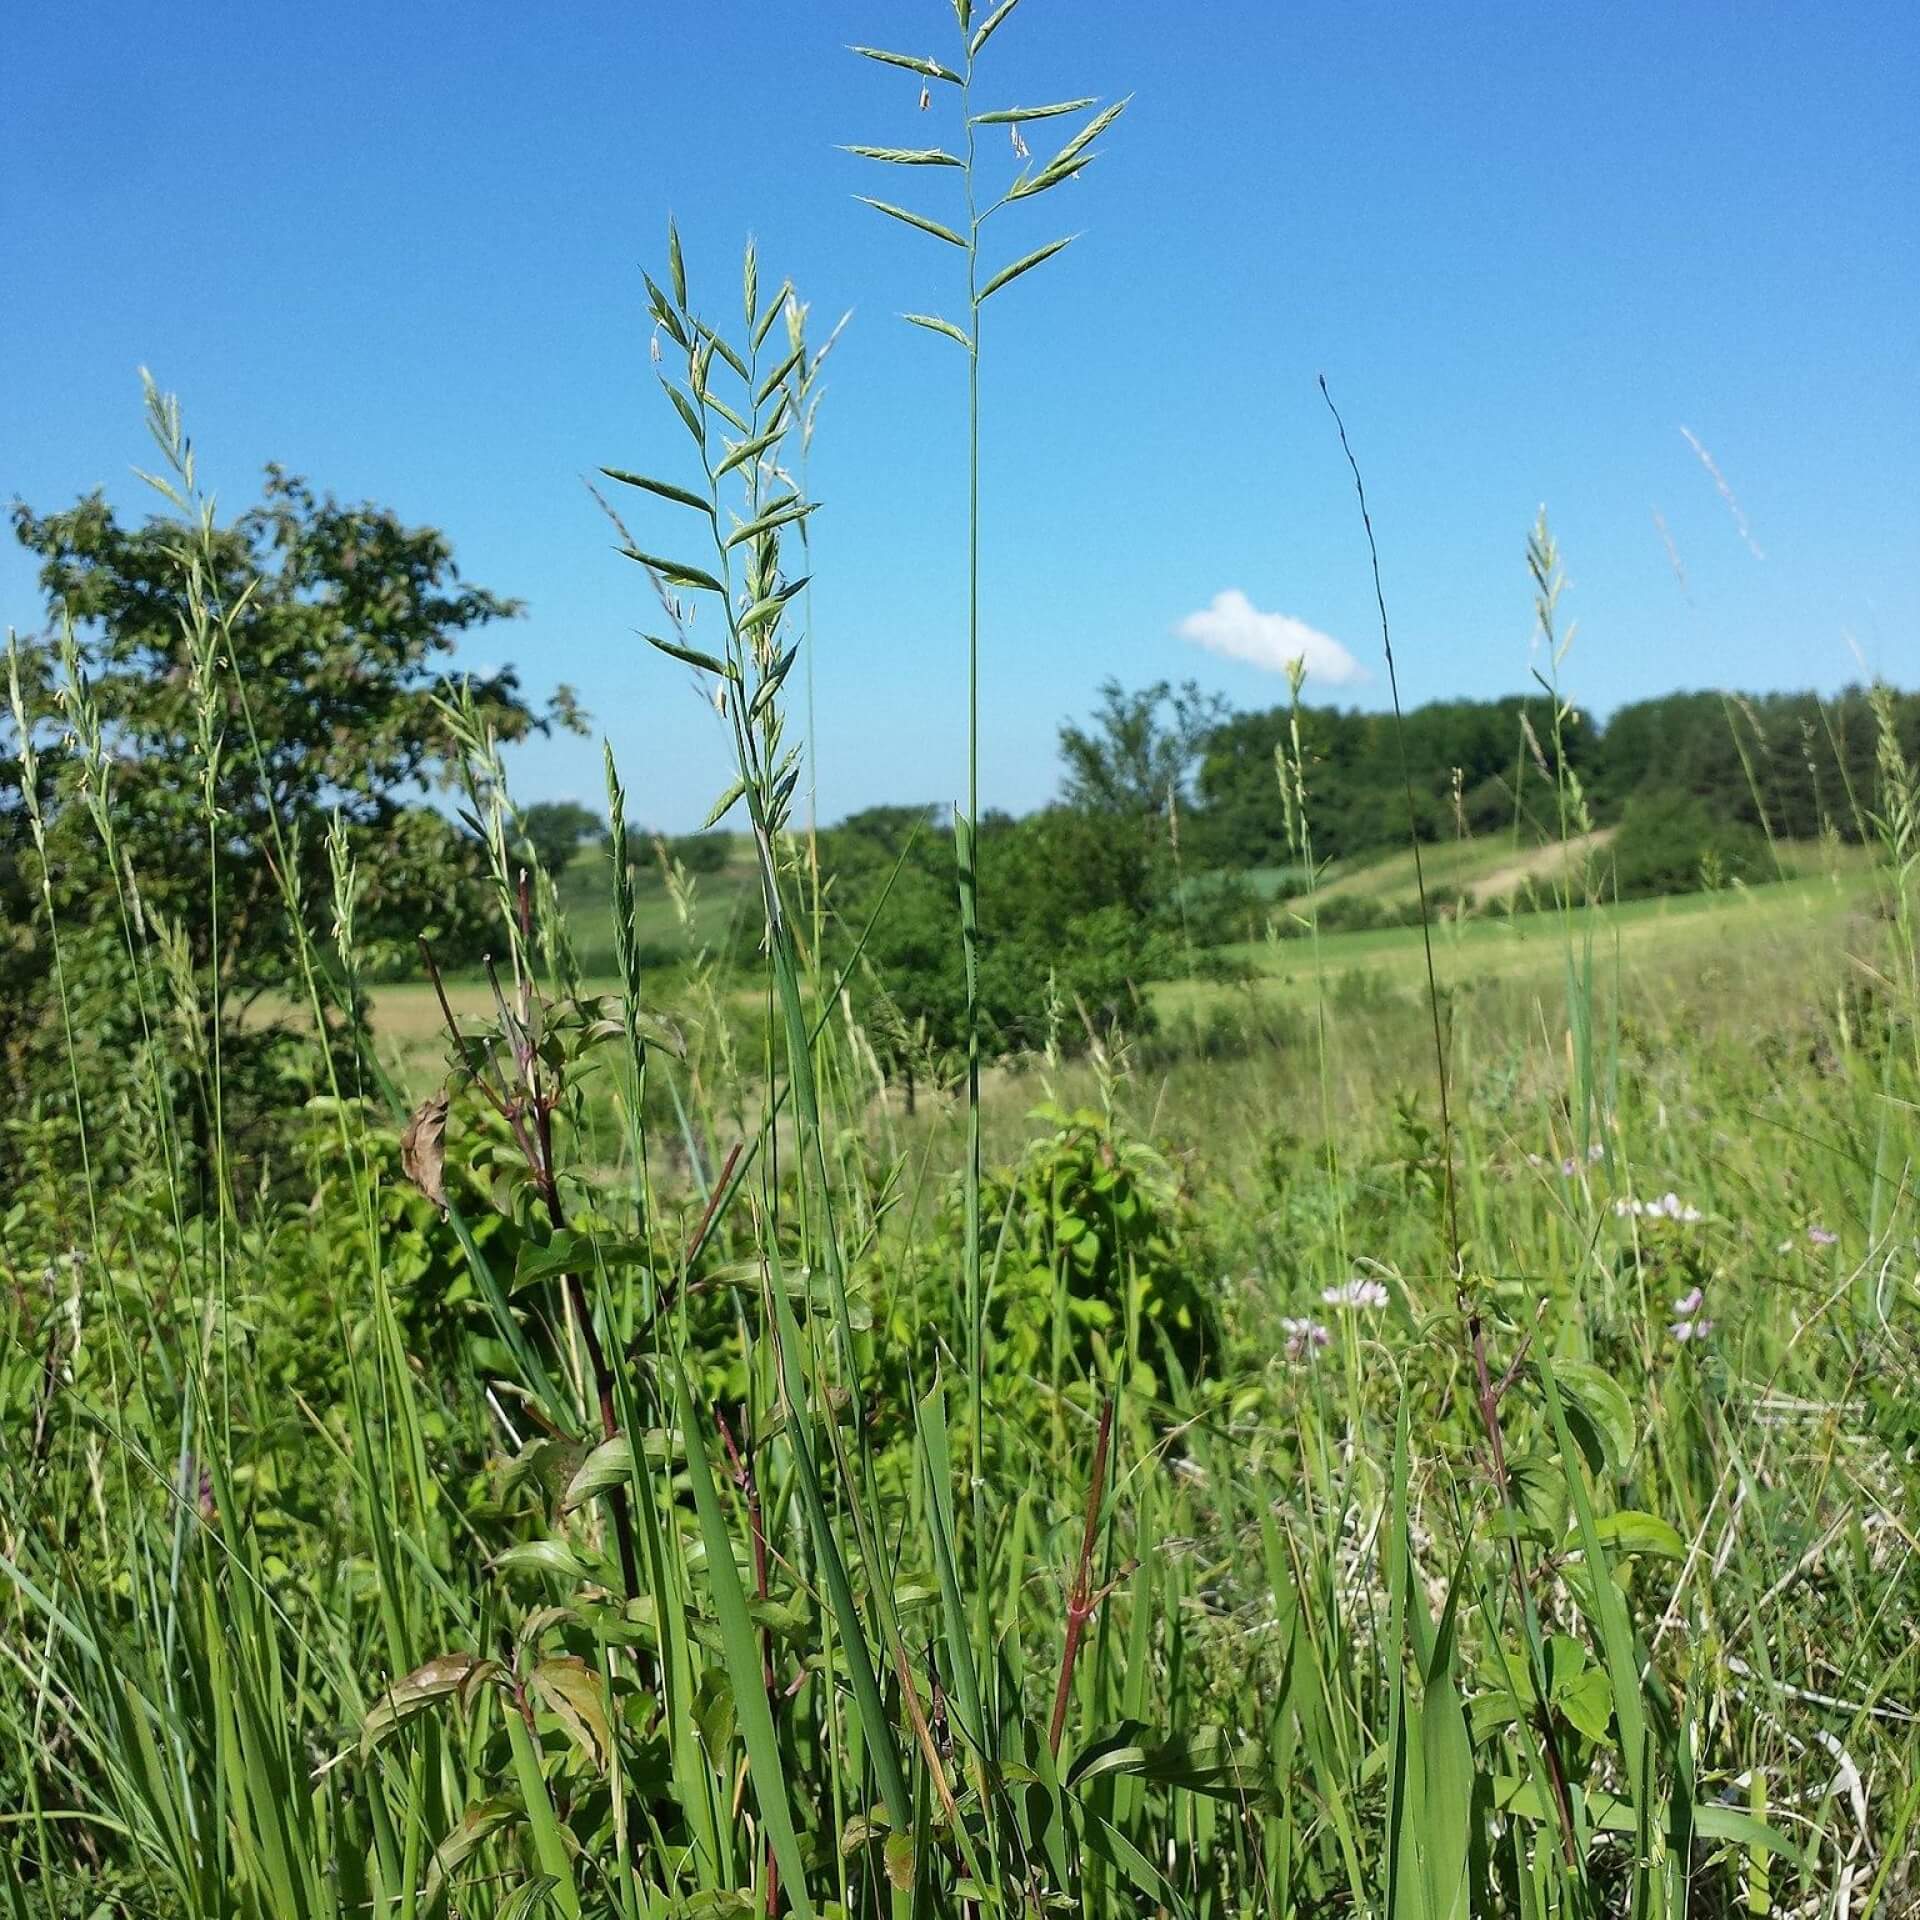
<box><xmin>6</xmin><ymin>452</ymin><xmax>1913</xmax><ymax>1143</ymax></box>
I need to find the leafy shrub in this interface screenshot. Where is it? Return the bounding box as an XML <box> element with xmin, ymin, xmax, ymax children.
<box><xmin>963</xmin><ymin>1102</ymin><xmax>1222</xmax><ymax>1396</ymax></box>
<box><xmin>1608</xmin><ymin>789</ymin><xmax>1770</xmax><ymax>898</ymax></box>
<box><xmin>665</xmin><ymin>831</ymin><xmax>732</xmax><ymax>875</ymax></box>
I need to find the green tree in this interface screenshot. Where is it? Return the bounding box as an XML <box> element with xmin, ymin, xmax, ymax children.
<box><xmin>521</xmin><ymin>799</ymin><xmax>604</xmax><ymax>875</ymax></box>
<box><xmin>5</xmin><ymin>431</ymin><xmax>578</xmax><ymax>1177</ymax></box>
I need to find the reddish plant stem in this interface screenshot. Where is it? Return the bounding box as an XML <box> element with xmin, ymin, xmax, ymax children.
<box><xmin>418</xmin><ymin>933</ymin><xmax>641</xmax><ymax>1602</ymax></box>
<box><xmin>1048</xmin><ymin>1398</ymin><xmax>1114</xmax><ymax>1760</ymax></box>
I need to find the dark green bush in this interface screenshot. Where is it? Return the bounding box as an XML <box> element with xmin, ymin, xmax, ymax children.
<box><xmin>1608</xmin><ymin>789</ymin><xmax>1770</xmax><ymax>898</ymax></box>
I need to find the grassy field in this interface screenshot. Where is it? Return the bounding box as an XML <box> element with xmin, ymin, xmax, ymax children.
<box><xmin>6</xmin><ymin>35</ymin><xmax>1917</xmax><ymax>1913</ymax></box>
<box><xmin>362</xmin><ymin>867</ymin><xmax>1870</xmax><ymax>1077</ymax></box>
<box><xmin>27</xmin><ymin>810</ymin><xmax>1912</xmax><ymax>1919</ymax></box>
<box><xmin>1184</xmin><ymin>866</ymin><xmax>1872</xmax><ymax>1005</ymax></box>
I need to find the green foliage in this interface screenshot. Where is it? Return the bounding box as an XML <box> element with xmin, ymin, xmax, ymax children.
<box><xmin>968</xmin><ymin>1101</ymin><xmax>1222</xmax><ymax>1394</ymax></box>
<box><xmin>662</xmin><ymin>830</ymin><xmax>733</xmax><ymax>875</ymax></box>
<box><xmin>521</xmin><ymin>800</ymin><xmax>606</xmax><ymax>876</ymax></box>
<box><xmin>3</xmin><ymin>425</ymin><xmax>577</xmax><ymax>1175</ymax></box>
<box><xmin>1186</xmin><ymin>682</ymin><xmax>1920</xmax><ymax>873</ymax></box>
<box><xmin>1607</xmin><ymin>787</ymin><xmax>1771</xmax><ymax>896</ymax></box>
<box><xmin>4</xmin><ymin>9</ymin><xmax>1919</xmax><ymax>1919</ymax></box>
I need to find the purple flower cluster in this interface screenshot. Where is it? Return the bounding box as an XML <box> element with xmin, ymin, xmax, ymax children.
<box><xmin>1281</xmin><ymin>1316</ymin><xmax>1331</xmax><ymax>1364</ymax></box>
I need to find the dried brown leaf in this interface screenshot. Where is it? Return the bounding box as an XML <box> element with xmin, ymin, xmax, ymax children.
<box><xmin>401</xmin><ymin>1091</ymin><xmax>450</xmax><ymax>1213</ymax></box>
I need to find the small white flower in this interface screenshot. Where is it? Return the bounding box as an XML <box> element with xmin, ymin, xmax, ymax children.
<box><xmin>1616</xmin><ymin>1192</ymin><xmax>1703</xmax><ymax>1224</ymax></box>
<box><xmin>1669</xmin><ymin>1285</ymin><xmax>1714</xmax><ymax>1345</ymax></box>
<box><xmin>1321</xmin><ymin>1276</ymin><xmax>1390</xmax><ymax>1312</ymax></box>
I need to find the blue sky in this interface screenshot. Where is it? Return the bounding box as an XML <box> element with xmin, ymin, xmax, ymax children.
<box><xmin>6</xmin><ymin>2</ymin><xmax>1916</xmax><ymax>830</ymax></box>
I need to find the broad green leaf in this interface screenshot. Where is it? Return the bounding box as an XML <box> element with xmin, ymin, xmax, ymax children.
<box><xmin>529</xmin><ymin>1657</ymin><xmax>612</xmax><ymax>1772</ymax></box>
<box><xmin>1493</xmin><ymin>1776</ymin><xmax>1804</xmax><ymax>1864</ymax></box>
<box><xmin>360</xmin><ymin>1655</ymin><xmax>502</xmax><ymax>1755</ymax></box>
<box><xmin>1066</xmin><ymin>1723</ymin><xmax>1267</xmax><ymax>1799</ymax></box>
<box><xmin>978</xmin><ymin>235</ymin><xmax>1074</xmax><ymax>301</ymax></box>
<box><xmin>561</xmin><ymin>1434</ymin><xmax>634</xmax><ymax>1514</ymax></box>
<box><xmin>1578</xmin><ymin>1509</ymin><xmax>1687</xmax><ymax>1561</ymax></box>
<box><xmin>491</xmin><ymin>1539</ymin><xmax>593</xmax><ymax>1583</ymax></box>
<box><xmin>849</xmin><ymin>45</ymin><xmax>963</xmax><ymax>85</ymax></box>
<box><xmin>1549</xmin><ymin>1357</ymin><xmax>1636</xmax><ymax>1476</ymax></box>
<box><xmin>855</xmin><ymin>196</ymin><xmax>967</xmax><ymax>249</ymax></box>
<box><xmin>1553</xmin><ymin>1666</ymin><xmax>1616</xmax><ymax>1744</ymax></box>
<box><xmin>599</xmin><ymin>468</ymin><xmax>712</xmax><ymax>515</ymax></box>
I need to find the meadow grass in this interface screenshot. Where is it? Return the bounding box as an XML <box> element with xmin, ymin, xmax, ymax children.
<box><xmin>5</xmin><ymin>9</ymin><xmax>1919</xmax><ymax>1918</ymax></box>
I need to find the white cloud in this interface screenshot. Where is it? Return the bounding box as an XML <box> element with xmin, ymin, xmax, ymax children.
<box><xmin>1174</xmin><ymin>589</ymin><xmax>1366</xmax><ymax>687</ymax></box>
